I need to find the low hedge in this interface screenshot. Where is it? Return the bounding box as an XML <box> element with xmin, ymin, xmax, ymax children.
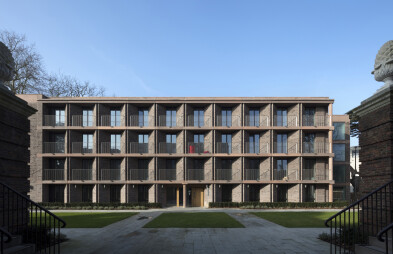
<box><xmin>39</xmin><ymin>202</ymin><xmax>162</xmax><ymax>210</ymax></box>
<box><xmin>209</xmin><ymin>201</ymin><xmax>349</xmax><ymax>209</ymax></box>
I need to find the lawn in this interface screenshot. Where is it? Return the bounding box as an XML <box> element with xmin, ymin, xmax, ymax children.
<box><xmin>31</xmin><ymin>212</ymin><xmax>138</xmax><ymax>228</ymax></box>
<box><xmin>250</xmin><ymin>212</ymin><xmax>358</xmax><ymax>228</ymax></box>
<box><xmin>143</xmin><ymin>212</ymin><xmax>244</xmax><ymax>228</ymax></box>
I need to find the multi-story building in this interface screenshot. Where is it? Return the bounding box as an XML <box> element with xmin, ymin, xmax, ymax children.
<box><xmin>19</xmin><ymin>95</ymin><xmax>350</xmax><ymax>207</ymax></box>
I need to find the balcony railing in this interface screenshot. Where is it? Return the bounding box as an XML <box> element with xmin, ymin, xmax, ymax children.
<box><xmin>273</xmin><ymin>142</ymin><xmax>298</xmax><ymax>153</ymax></box>
<box><xmin>273</xmin><ymin>115</ymin><xmax>298</xmax><ymax>126</ymax></box>
<box><xmin>43</xmin><ymin>115</ymin><xmax>65</xmax><ymax>126</ymax></box>
<box><xmin>273</xmin><ymin>169</ymin><xmax>298</xmax><ymax>180</ymax></box>
<box><xmin>129</xmin><ymin>142</ymin><xmax>150</xmax><ymax>153</ymax></box>
<box><xmin>215</xmin><ymin>142</ymin><xmax>241</xmax><ymax>154</ymax></box>
<box><xmin>302</xmin><ymin>142</ymin><xmax>329</xmax><ymax>153</ymax></box>
<box><xmin>186</xmin><ymin>169</ymin><xmax>204</xmax><ymax>180</ymax></box>
<box><xmin>72</xmin><ymin>169</ymin><xmax>93</xmax><ymax>180</ymax></box>
<box><xmin>187</xmin><ymin>143</ymin><xmax>211</xmax><ymax>154</ymax></box>
<box><xmin>244</xmin><ymin>115</ymin><xmax>270</xmax><ymax>127</ymax></box>
<box><xmin>128</xmin><ymin>168</ymin><xmax>149</xmax><ymax>180</ymax></box>
<box><xmin>43</xmin><ymin>142</ymin><xmax>65</xmax><ymax>153</ymax></box>
<box><xmin>244</xmin><ymin>142</ymin><xmax>270</xmax><ymax>153</ymax></box>
<box><xmin>302</xmin><ymin>115</ymin><xmax>330</xmax><ymax>126</ymax></box>
<box><xmin>100</xmin><ymin>115</ymin><xmax>123</xmax><ymax>126</ymax></box>
<box><xmin>158</xmin><ymin>115</ymin><xmax>183</xmax><ymax>127</ymax></box>
<box><xmin>71</xmin><ymin>115</ymin><xmax>95</xmax><ymax>126</ymax></box>
<box><xmin>302</xmin><ymin>168</ymin><xmax>327</xmax><ymax>180</ymax></box>
<box><xmin>215</xmin><ymin>168</ymin><xmax>238</xmax><ymax>180</ymax></box>
<box><xmin>158</xmin><ymin>168</ymin><xmax>178</xmax><ymax>180</ymax></box>
<box><xmin>129</xmin><ymin>115</ymin><xmax>153</xmax><ymax>127</ymax></box>
<box><xmin>101</xmin><ymin>169</ymin><xmax>121</xmax><ymax>180</ymax></box>
<box><xmin>43</xmin><ymin>169</ymin><xmax>64</xmax><ymax>180</ymax></box>
<box><xmin>159</xmin><ymin>143</ymin><xmax>177</xmax><ymax>153</ymax></box>
<box><xmin>101</xmin><ymin>142</ymin><xmax>121</xmax><ymax>153</ymax></box>
<box><xmin>186</xmin><ymin>115</ymin><xmax>211</xmax><ymax>127</ymax></box>
<box><xmin>72</xmin><ymin>142</ymin><xmax>94</xmax><ymax>153</ymax></box>
<box><xmin>215</xmin><ymin>115</ymin><xmax>241</xmax><ymax>127</ymax></box>
<box><xmin>244</xmin><ymin>168</ymin><xmax>260</xmax><ymax>180</ymax></box>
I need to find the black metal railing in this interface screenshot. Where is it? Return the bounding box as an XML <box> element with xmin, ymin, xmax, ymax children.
<box><xmin>324</xmin><ymin>180</ymin><xmax>393</xmax><ymax>253</ymax></box>
<box><xmin>377</xmin><ymin>222</ymin><xmax>393</xmax><ymax>254</ymax></box>
<box><xmin>0</xmin><ymin>182</ymin><xmax>66</xmax><ymax>253</ymax></box>
<box><xmin>0</xmin><ymin>226</ymin><xmax>12</xmax><ymax>254</ymax></box>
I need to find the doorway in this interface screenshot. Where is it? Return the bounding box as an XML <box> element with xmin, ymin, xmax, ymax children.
<box><xmin>191</xmin><ymin>188</ymin><xmax>204</xmax><ymax>207</ymax></box>
<box><xmin>166</xmin><ymin>186</ymin><xmax>183</xmax><ymax>207</ymax></box>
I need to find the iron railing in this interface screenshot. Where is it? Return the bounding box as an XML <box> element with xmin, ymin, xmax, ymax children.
<box><xmin>244</xmin><ymin>115</ymin><xmax>269</xmax><ymax>127</ymax></box>
<box><xmin>129</xmin><ymin>115</ymin><xmax>153</xmax><ymax>127</ymax></box>
<box><xmin>100</xmin><ymin>169</ymin><xmax>121</xmax><ymax>181</ymax></box>
<box><xmin>70</xmin><ymin>115</ymin><xmax>95</xmax><ymax>126</ymax></box>
<box><xmin>244</xmin><ymin>142</ymin><xmax>270</xmax><ymax>153</ymax></box>
<box><xmin>0</xmin><ymin>226</ymin><xmax>12</xmax><ymax>254</ymax></box>
<box><xmin>215</xmin><ymin>115</ymin><xmax>241</xmax><ymax>127</ymax></box>
<box><xmin>215</xmin><ymin>142</ymin><xmax>241</xmax><ymax>154</ymax></box>
<box><xmin>128</xmin><ymin>169</ymin><xmax>149</xmax><ymax>181</ymax></box>
<box><xmin>71</xmin><ymin>169</ymin><xmax>93</xmax><ymax>181</ymax></box>
<box><xmin>0</xmin><ymin>182</ymin><xmax>66</xmax><ymax>253</ymax></box>
<box><xmin>273</xmin><ymin>142</ymin><xmax>298</xmax><ymax>153</ymax></box>
<box><xmin>43</xmin><ymin>169</ymin><xmax>64</xmax><ymax>181</ymax></box>
<box><xmin>325</xmin><ymin>180</ymin><xmax>393</xmax><ymax>253</ymax></box>
<box><xmin>100</xmin><ymin>115</ymin><xmax>123</xmax><ymax>126</ymax></box>
<box><xmin>273</xmin><ymin>115</ymin><xmax>298</xmax><ymax>126</ymax></box>
<box><xmin>186</xmin><ymin>115</ymin><xmax>212</xmax><ymax>127</ymax></box>
<box><xmin>158</xmin><ymin>115</ymin><xmax>183</xmax><ymax>127</ymax></box>
<box><xmin>244</xmin><ymin>168</ymin><xmax>260</xmax><ymax>180</ymax></box>
<box><xmin>100</xmin><ymin>142</ymin><xmax>121</xmax><ymax>154</ymax></box>
<box><xmin>273</xmin><ymin>169</ymin><xmax>298</xmax><ymax>180</ymax></box>
<box><xmin>129</xmin><ymin>142</ymin><xmax>150</xmax><ymax>154</ymax></box>
<box><xmin>72</xmin><ymin>142</ymin><xmax>94</xmax><ymax>154</ymax></box>
<box><xmin>302</xmin><ymin>168</ymin><xmax>327</xmax><ymax>180</ymax></box>
<box><xmin>377</xmin><ymin>222</ymin><xmax>393</xmax><ymax>254</ymax></box>
<box><xmin>302</xmin><ymin>142</ymin><xmax>330</xmax><ymax>153</ymax></box>
<box><xmin>302</xmin><ymin>115</ymin><xmax>330</xmax><ymax>126</ymax></box>
<box><xmin>187</xmin><ymin>143</ymin><xmax>210</xmax><ymax>154</ymax></box>
<box><xmin>43</xmin><ymin>142</ymin><xmax>65</xmax><ymax>154</ymax></box>
<box><xmin>158</xmin><ymin>169</ymin><xmax>178</xmax><ymax>180</ymax></box>
<box><xmin>43</xmin><ymin>115</ymin><xmax>65</xmax><ymax>127</ymax></box>
<box><xmin>159</xmin><ymin>143</ymin><xmax>177</xmax><ymax>153</ymax></box>
<box><xmin>186</xmin><ymin>169</ymin><xmax>204</xmax><ymax>181</ymax></box>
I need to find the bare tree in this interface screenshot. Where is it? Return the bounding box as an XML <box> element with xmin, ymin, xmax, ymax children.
<box><xmin>0</xmin><ymin>30</ymin><xmax>46</xmax><ymax>94</ymax></box>
<box><xmin>0</xmin><ymin>30</ymin><xmax>105</xmax><ymax>97</ymax></box>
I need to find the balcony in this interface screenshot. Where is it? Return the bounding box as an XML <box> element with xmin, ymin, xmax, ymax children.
<box><xmin>43</xmin><ymin>142</ymin><xmax>65</xmax><ymax>153</ymax></box>
<box><xmin>71</xmin><ymin>169</ymin><xmax>93</xmax><ymax>181</ymax></box>
<box><xmin>215</xmin><ymin>142</ymin><xmax>241</xmax><ymax>154</ymax></box>
<box><xmin>158</xmin><ymin>169</ymin><xmax>178</xmax><ymax>180</ymax></box>
<box><xmin>215</xmin><ymin>168</ymin><xmax>239</xmax><ymax>180</ymax></box>
<box><xmin>100</xmin><ymin>142</ymin><xmax>121</xmax><ymax>154</ymax></box>
<box><xmin>302</xmin><ymin>115</ymin><xmax>330</xmax><ymax>127</ymax></box>
<box><xmin>72</xmin><ymin>142</ymin><xmax>94</xmax><ymax>153</ymax></box>
<box><xmin>43</xmin><ymin>169</ymin><xmax>64</xmax><ymax>180</ymax></box>
<box><xmin>186</xmin><ymin>115</ymin><xmax>211</xmax><ymax>127</ymax></box>
<box><xmin>187</xmin><ymin>143</ymin><xmax>211</xmax><ymax>154</ymax></box>
<box><xmin>129</xmin><ymin>115</ymin><xmax>153</xmax><ymax>127</ymax></box>
<box><xmin>215</xmin><ymin>115</ymin><xmax>241</xmax><ymax>127</ymax></box>
<box><xmin>302</xmin><ymin>168</ymin><xmax>327</xmax><ymax>180</ymax></box>
<box><xmin>159</xmin><ymin>143</ymin><xmax>177</xmax><ymax>153</ymax></box>
<box><xmin>302</xmin><ymin>142</ymin><xmax>330</xmax><ymax>153</ymax></box>
<box><xmin>273</xmin><ymin>115</ymin><xmax>298</xmax><ymax>127</ymax></box>
<box><xmin>101</xmin><ymin>169</ymin><xmax>121</xmax><ymax>180</ymax></box>
<box><xmin>244</xmin><ymin>142</ymin><xmax>270</xmax><ymax>154</ymax></box>
<box><xmin>128</xmin><ymin>169</ymin><xmax>149</xmax><ymax>181</ymax></box>
<box><xmin>273</xmin><ymin>169</ymin><xmax>298</xmax><ymax>180</ymax></box>
<box><xmin>186</xmin><ymin>169</ymin><xmax>204</xmax><ymax>181</ymax></box>
<box><xmin>158</xmin><ymin>115</ymin><xmax>182</xmax><ymax>127</ymax></box>
<box><xmin>100</xmin><ymin>115</ymin><xmax>122</xmax><ymax>127</ymax></box>
<box><xmin>244</xmin><ymin>168</ymin><xmax>260</xmax><ymax>180</ymax></box>
<box><xmin>71</xmin><ymin>115</ymin><xmax>95</xmax><ymax>126</ymax></box>
<box><xmin>273</xmin><ymin>142</ymin><xmax>298</xmax><ymax>153</ymax></box>
<box><xmin>129</xmin><ymin>142</ymin><xmax>151</xmax><ymax>154</ymax></box>
<box><xmin>43</xmin><ymin>115</ymin><xmax>65</xmax><ymax>127</ymax></box>
<box><xmin>244</xmin><ymin>115</ymin><xmax>269</xmax><ymax>127</ymax></box>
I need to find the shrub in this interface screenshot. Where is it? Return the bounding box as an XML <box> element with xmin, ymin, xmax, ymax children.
<box><xmin>209</xmin><ymin>201</ymin><xmax>349</xmax><ymax>209</ymax></box>
<box><xmin>38</xmin><ymin>202</ymin><xmax>162</xmax><ymax>210</ymax></box>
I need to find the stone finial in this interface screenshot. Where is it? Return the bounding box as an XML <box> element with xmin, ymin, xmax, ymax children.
<box><xmin>0</xmin><ymin>41</ymin><xmax>15</xmax><ymax>84</ymax></box>
<box><xmin>372</xmin><ymin>40</ymin><xmax>393</xmax><ymax>86</ymax></box>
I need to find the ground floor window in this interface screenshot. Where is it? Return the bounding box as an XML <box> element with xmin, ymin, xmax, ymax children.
<box><xmin>82</xmin><ymin>185</ymin><xmax>93</xmax><ymax>202</ymax></box>
<box><xmin>138</xmin><ymin>185</ymin><xmax>149</xmax><ymax>203</ymax></box>
<box><xmin>248</xmin><ymin>185</ymin><xmax>260</xmax><ymax>202</ymax></box>
<box><xmin>49</xmin><ymin>185</ymin><xmax>64</xmax><ymax>202</ymax></box>
<box><xmin>222</xmin><ymin>185</ymin><xmax>232</xmax><ymax>202</ymax></box>
<box><xmin>333</xmin><ymin>187</ymin><xmax>346</xmax><ymax>201</ymax></box>
<box><xmin>304</xmin><ymin>184</ymin><xmax>315</xmax><ymax>202</ymax></box>
<box><xmin>276</xmin><ymin>185</ymin><xmax>287</xmax><ymax>202</ymax></box>
<box><xmin>110</xmin><ymin>185</ymin><xmax>121</xmax><ymax>203</ymax></box>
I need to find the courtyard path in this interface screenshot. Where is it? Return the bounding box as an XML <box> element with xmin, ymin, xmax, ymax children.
<box><xmin>60</xmin><ymin>209</ymin><xmax>332</xmax><ymax>254</ymax></box>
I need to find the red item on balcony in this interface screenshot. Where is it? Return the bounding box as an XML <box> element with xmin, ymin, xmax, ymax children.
<box><xmin>189</xmin><ymin>145</ymin><xmax>195</xmax><ymax>153</ymax></box>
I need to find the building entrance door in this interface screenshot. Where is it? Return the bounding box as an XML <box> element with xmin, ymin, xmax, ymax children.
<box><xmin>191</xmin><ymin>188</ymin><xmax>204</xmax><ymax>207</ymax></box>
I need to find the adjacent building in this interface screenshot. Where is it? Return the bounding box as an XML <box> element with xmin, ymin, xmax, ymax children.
<box><xmin>18</xmin><ymin>95</ymin><xmax>350</xmax><ymax>207</ymax></box>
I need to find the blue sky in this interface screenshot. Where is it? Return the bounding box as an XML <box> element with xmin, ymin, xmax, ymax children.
<box><xmin>1</xmin><ymin>0</ymin><xmax>392</xmax><ymax>145</ymax></box>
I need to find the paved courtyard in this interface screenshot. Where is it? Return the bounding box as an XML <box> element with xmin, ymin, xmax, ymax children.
<box><xmin>60</xmin><ymin>209</ymin><xmax>332</xmax><ymax>254</ymax></box>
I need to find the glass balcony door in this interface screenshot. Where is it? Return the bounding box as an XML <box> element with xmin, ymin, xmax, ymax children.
<box><xmin>138</xmin><ymin>134</ymin><xmax>149</xmax><ymax>153</ymax></box>
<box><xmin>54</xmin><ymin>109</ymin><xmax>65</xmax><ymax>126</ymax></box>
<box><xmin>110</xmin><ymin>109</ymin><xmax>121</xmax><ymax>126</ymax></box>
<box><xmin>192</xmin><ymin>134</ymin><xmax>204</xmax><ymax>153</ymax></box>
<box><xmin>83</xmin><ymin>134</ymin><xmax>94</xmax><ymax>153</ymax></box>
<box><xmin>249</xmin><ymin>134</ymin><xmax>260</xmax><ymax>153</ymax></box>
<box><xmin>304</xmin><ymin>133</ymin><xmax>315</xmax><ymax>153</ymax></box>
<box><xmin>83</xmin><ymin>109</ymin><xmax>93</xmax><ymax>127</ymax></box>
<box><xmin>222</xmin><ymin>134</ymin><xmax>232</xmax><ymax>153</ymax></box>
<box><xmin>304</xmin><ymin>108</ymin><xmax>315</xmax><ymax>126</ymax></box>
<box><xmin>249</xmin><ymin>108</ymin><xmax>260</xmax><ymax>126</ymax></box>
<box><xmin>277</xmin><ymin>134</ymin><xmax>287</xmax><ymax>153</ymax></box>
<box><xmin>111</xmin><ymin>134</ymin><xmax>121</xmax><ymax>153</ymax></box>
<box><xmin>276</xmin><ymin>108</ymin><xmax>287</xmax><ymax>126</ymax></box>
<box><xmin>138</xmin><ymin>109</ymin><xmax>148</xmax><ymax>127</ymax></box>
<box><xmin>277</xmin><ymin>159</ymin><xmax>288</xmax><ymax>179</ymax></box>
<box><xmin>222</xmin><ymin>108</ymin><xmax>232</xmax><ymax>127</ymax></box>
<box><xmin>194</xmin><ymin>109</ymin><xmax>204</xmax><ymax>127</ymax></box>
<box><xmin>166</xmin><ymin>109</ymin><xmax>176</xmax><ymax>127</ymax></box>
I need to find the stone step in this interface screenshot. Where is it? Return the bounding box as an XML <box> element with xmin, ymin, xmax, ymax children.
<box><xmin>369</xmin><ymin>236</ymin><xmax>392</xmax><ymax>250</ymax></box>
<box><xmin>3</xmin><ymin>244</ymin><xmax>35</xmax><ymax>254</ymax></box>
<box><xmin>355</xmin><ymin>244</ymin><xmax>389</xmax><ymax>254</ymax></box>
<box><xmin>3</xmin><ymin>235</ymin><xmax>22</xmax><ymax>249</ymax></box>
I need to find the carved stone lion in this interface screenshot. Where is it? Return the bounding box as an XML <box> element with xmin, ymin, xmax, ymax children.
<box><xmin>372</xmin><ymin>40</ymin><xmax>393</xmax><ymax>82</ymax></box>
<box><xmin>0</xmin><ymin>41</ymin><xmax>15</xmax><ymax>82</ymax></box>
